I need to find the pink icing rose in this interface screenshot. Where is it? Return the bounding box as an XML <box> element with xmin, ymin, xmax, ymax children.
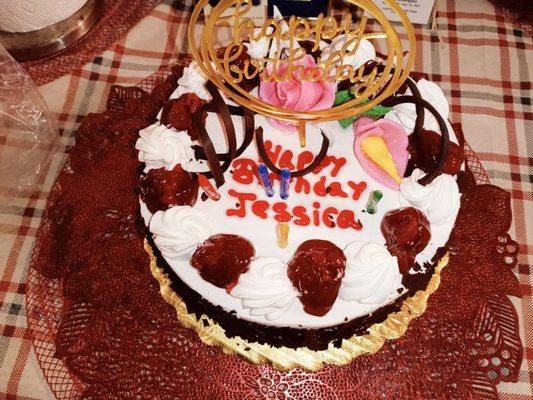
<box><xmin>353</xmin><ymin>116</ymin><xmax>409</xmax><ymax>190</ymax></box>
<box><xmin>259</xmin><ymin>55</ymin><xmax>335</xmax><ymax>132</ymax></box>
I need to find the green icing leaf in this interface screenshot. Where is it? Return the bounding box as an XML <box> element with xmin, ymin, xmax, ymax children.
<box><xmin>339</xmin><ymin>116</ymin><xmax>357</xmax><ymax>129</ymax></box>
<box><xmin>334</xmin><ymin>90</ymin><xmax>354</xmax><ymax>106</ymax></box>
<box><xmin>334</xmin><ymin>96</ymin><xmax>388</xmax><ymax>128</ymax></box>
<box><xmin>363</xmin><ymin>105</ymin><xmax>392</xmax><ymax>117</ymax></box>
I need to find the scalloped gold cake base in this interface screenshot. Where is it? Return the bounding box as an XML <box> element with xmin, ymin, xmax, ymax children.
<box><xmin>146</xmin><ymin>240</ymin><xmax>448</xmax><ymax>371</ymax></box>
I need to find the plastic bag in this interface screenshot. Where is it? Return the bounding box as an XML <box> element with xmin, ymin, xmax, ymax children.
<box><xmin>0</xmin><ymin>44</ymin><xmax>60</xmax><ymax>205</ymax></box>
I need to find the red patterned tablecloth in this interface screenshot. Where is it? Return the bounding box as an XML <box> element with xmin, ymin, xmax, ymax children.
<box><xmin>0</xmin><ymin>0</ymin><xmax>531</xmax><ymax>398</ymax></box>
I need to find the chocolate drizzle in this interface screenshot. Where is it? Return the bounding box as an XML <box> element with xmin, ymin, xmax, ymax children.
<box><xmin>255</xmin><ymin>128</ymin><xmax>330</xmax><ymax>178</ymax></box>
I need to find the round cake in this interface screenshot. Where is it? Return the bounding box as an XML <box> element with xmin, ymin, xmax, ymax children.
<box><xmin>136</xmin><ymin>36</ymin><xmax>465</xmax><ymax>354</ymax></box>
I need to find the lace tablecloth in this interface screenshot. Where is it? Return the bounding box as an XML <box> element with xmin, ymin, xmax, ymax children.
<box><xmin>0</xmin><ymin>0</ymin><xmax>531</xmax><ymax>398</ymax></box>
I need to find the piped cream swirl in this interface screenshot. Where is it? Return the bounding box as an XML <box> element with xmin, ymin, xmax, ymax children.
<box><xmin>400</xmin><ymin>168</ymin><xmax>461</xmax><ymax>226</ymax></box>
<box><xmin>230</xmin><ymin>257</ymin><xmax>298</xmax><ymax>321</ymax></box>
<box><xmin>320</xmin><ymin>35</ymin><xmax>376</xmax><ymax>72</ymax></box>
<box><xmin>385</xmin><ymin>78</ymin><xmax>449</xmax><ymax>133</ymax></box>
<box><xmin>245</xmin><ymin>28</ymin><xmax>272</xmax><ymax>59</ymax></box>
<box><xmin>136</xmin><ymin>123</ymin><xmax>195</xmax><ymax>173</ymax></box>
<box><xmin>176</xmin><ymin>61</ymin><xmax>211</xmax><ymax>101</ymax></box>
<box><xmin>149</xmin><ymin>206</ymin><xmax>213</xmax><ymax>260</ymax></box>
<box><xmin>339</xmin><ymin>242</ymin><xmax>402</xmax><ymax>304</ymax></box>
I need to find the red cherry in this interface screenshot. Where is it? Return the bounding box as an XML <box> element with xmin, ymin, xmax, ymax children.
<box><xmin>139</xmin><ymin>165</ymin><xmax>198</xmax><ymax>214</ymax></box>
<box><xmin>381</xmin><ymin>207</ymin><xmax>431</xmax><ymax>274</ymax></box>
<box><xmin>160</xmin><ymin>93</ymin><xmax>207</xmax><ymax>139</ymax></box>
<box><xmin>191</xmin><ymin>234</ymin><xmax>255</xmax><ymax>290</ymax></box>
<box><xmin>288</xmin><ymin>240</ymin><xmax>346</xmax><ymax>317</ymax></box>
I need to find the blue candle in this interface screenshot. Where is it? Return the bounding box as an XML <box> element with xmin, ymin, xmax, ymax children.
<box><xmin>258</xmin><ymin>163</ymin><xmax>274</xmax><ymax>197</ymax></box>
<box><xmin>280</xmin><ymin>168</ymin><xmax>291</xmax><ymax>200</ymax></box>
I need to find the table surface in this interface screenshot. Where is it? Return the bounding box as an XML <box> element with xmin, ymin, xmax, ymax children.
<box><xmin>0</xmin><ymin>0</ymin><xmax>531</xmax><ymax>398</ymax></box>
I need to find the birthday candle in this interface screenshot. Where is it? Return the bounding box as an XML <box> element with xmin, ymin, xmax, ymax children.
<box><xmin>276</xmin><ymin>223</ymin><xmax>289</xmax><ymax>249</ymax></box>
<box><xmin>198</xmin><ymin>174</ymin><xmax>220</xmax><ymax>201</ymax></box>
<box><xmin>257</xmin><ymin>163</ymin><xmax>274</xmax><ymax>197</ymax></box>
<box><xmin>365</xmin><ymin>190</ymin><xmax>383</xmax><ymax>214</ymax></box>
<box><xmin>280</xmin><ymin>168</ymin><xmax>291</xmax><ymax>200</ymax></box>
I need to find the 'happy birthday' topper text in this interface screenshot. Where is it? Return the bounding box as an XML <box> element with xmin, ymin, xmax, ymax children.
<box><xmin>216</xmin><ymin>0</ymin><xmax>384</xmax><ymax>89</ymax></box>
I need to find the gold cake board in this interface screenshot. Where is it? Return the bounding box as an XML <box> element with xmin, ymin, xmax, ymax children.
<box><xmin>146</xmin><ymin>240</ymin><xmax>448</xmax><ymax>371</ymax></box>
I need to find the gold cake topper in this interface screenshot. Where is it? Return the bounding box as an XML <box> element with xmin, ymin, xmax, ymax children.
<box><xmin>189</xmin><ymin>0</ymin><xmax>415</xmax><ymax>130</ymax></box>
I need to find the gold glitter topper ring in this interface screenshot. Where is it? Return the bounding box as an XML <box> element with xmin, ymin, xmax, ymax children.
<box><xmin>188</xmin><ymin>0</ymin><xmax>416</xmax><ymax>126</ymax></box>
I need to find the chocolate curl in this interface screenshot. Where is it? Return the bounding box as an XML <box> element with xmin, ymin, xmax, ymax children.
<box><xmin>205</xmin><ymin>81</ymin><xmax>237</xmax><ymax>162</ymax></box>
<box><xmin>201</xmin><ymin>105</ymin><xmax>256</xmax><ymax>161</ymax></box>
<box><xmin>383</xmin><ymin>95</ymin><xmax>450</xmax><ymax>186</ymax></box>
<box><xmin>255</xmin><ymin>127</ymin><xmax>330</xmax><ymax>178</ymax></box>
<box><xmin>191</xmin><ymin>81</ymin><xmax>255</xmax><ymax>187</ymax></box>
<box><xmin>192</xmin><ymin>105</ymin><xmax>226</xmax><ymax>187</ymax></box>
<box><xmin>402</xmin><ymin>77</ymin><xmax>425</xmax><ymax>138</ymax></box>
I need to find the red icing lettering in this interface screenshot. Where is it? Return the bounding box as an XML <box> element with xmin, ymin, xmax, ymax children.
<box><xmin>226</xmin><ymin>190</ymin><xmax>256</xmax><ymax>218</ymax></box>
<box><xmin>348</xmin><ymin>181</ymin><xmax>367</xmax><ymax>201</ymax></box>
<box><xmin>273</xmin><ymin>202</ymin><xmax>292</xmax><ymax>222</ymax></box>
<box><xmin>295</xmin><ymin>177</ymin><xmax>310</xmax><ymax>194</ymax></box>
<box><xmin>312</xmin><ymin>202</ymin><xmax>321</xmax><ymax>226</ymax></box>
<box><xmin>327</xmin><ymin>182</ymin><xmax>348</xmax><ymax>198</ymax></box>
<box><xmin>279</xmin><ymin>150</ymin><xmax>295</xmax><ymax>169</ymax></box>
<box><xmin>232</xmin><ymin>159</ymin><xmax>258</xmax><ymax>185</ymax></box>
<box><xmin>296</xmin><ymin>151</ymin><xmax>314</xmax><ymax>170</ymax></box>
<box><xmin>313</xmin><ymin>177</ymin><xmax>327</xmax><ymax>197</ymax></box>
<box><xmin>322</xmin><ymin>207</ymin><xmax>338</xmax><ymax>228</ymax></box>
<box><xmin>252</xmin><ymin>200</ymin><xmax>269</xmax><ymax>219</ymax></box>
<box><xmin>293</xmin><ymin>206</ymin><xmax>310</xmax><ymax>226</ymax></box>
<box><xmin>270</xmin><ymin>172</ymin><xmax>281</xmax><ymax>186</ymax></box>
<box><xmin>263</xmin><ymin>140</ymin><xmax>282</xmax><ymax>164</ymax></box>
<box><xmin>313</xmin><ymin>155</ymin><xmax>346</xmax><ymax>177</ymax></box>
<box><xmin>337</xmin><ymin>210</ymin><xmax>363</xmax><ymax>230</ymax></box>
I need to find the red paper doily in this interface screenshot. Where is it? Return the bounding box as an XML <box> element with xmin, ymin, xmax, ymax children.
<box><xmin>27</xmin><ymin>66</ymin><xmax>523</xmax><ymax>399</ymax></box>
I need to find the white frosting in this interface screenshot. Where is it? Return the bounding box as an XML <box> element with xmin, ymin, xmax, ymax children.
<box><xmin>230</xmin><ymin>258</ymin><xmax>298</xmax><ymax>320</ymax></box>
<box><xmin>339</xmin><ymin>242</ymin><xmax>402</xmax><ymax>304</ymax></box>
<box><xmin>135</xmin><ymin>123</ymin><xmax>195</xmax><ymax>173</ymax></box>
<box><xmin>385</xmin><ymin>78</ymin><xmax>449</xmax><ymax>133</ymax></box>
<box><xmin>0</xmin><ymin>0</ymin><xmax>88</xmax><ymax>32</ymax></box>
<box><xmin>320</xmin><ymin>36</ymin><xmax>376</xmax><ymax>72</ymax></box>
<box><xmin>400</xmin><ymin>169</ymin><xmax>461</xmax><ymax>226</ymax></box>
<box><xmin>175</xmin><ymin>61</ymin><xmax>211</xmax><ymax>101</ymax></box>
<box><xmin>149</xmin><ymin>206</ymin><xmax>213</xmax><ymax>261</ymax></box>
<box><xmin>140</xmin><ymin>68</ymin><xmax>462</xmax><ymax>328</ymax></box>
<box><xmin>245</xmin><ymin>28</ymin><xmax>273</xmax><ymax>59</ymax></box>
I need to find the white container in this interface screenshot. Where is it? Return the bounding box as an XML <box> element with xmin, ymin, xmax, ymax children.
<box><xmin>366</xmin><ymin>0</ymin><xmax>437</xmax><ymax>25</ymax></box>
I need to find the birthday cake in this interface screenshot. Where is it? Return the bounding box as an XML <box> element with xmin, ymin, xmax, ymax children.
<box><xmin>135</xmin><ymin>39</ymin><xmax>466</xmax><ymax>353</ymax></box>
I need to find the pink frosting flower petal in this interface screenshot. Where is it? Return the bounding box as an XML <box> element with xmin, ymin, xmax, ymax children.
<box><xmin>353</xmin><ymin>117</ymin><xmax>409</xmax><ymax>190</ymax></box>
<box><xmin>259</xmin><ymin>54</ymin><xmax>335</xmax><ymax>133</ymax></box>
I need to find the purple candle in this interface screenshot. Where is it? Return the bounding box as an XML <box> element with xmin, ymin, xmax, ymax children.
<box><xmin>280</xmin><ymin>168</ymin><xmax>291</xmax><ymax>200</ymax></box>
